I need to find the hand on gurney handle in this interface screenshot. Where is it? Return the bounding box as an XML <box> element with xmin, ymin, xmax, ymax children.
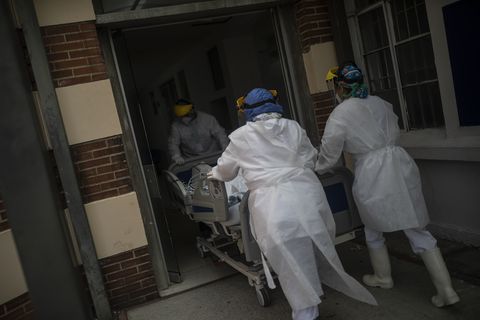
<box><xmin>206</xmin><ymin>170</ymin><xmax>215</xmax><ymax>180</ymax></box>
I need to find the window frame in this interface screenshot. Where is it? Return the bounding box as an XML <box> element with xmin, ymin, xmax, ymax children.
<box><xmin>344</xmin><ymin>0</ymin><xmax>480</xmax><ymax>154</ymax></box>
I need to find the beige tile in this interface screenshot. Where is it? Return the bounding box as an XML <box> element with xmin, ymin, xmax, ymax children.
<box><xmin>303</xmin><ymin>41</ymin><xmax>338</xmax><ymax>94</ymax></box>
<box><xmin>33</xmin><ymin>0</ymin><xmax>95</xmax><ymax>27</ymax></box>
<box><xmin>56</xmin><ymin>79</ymin><xmax>122</xmax><ymax>145</ymax></box>
<box><xmin>0</xmin><ymin>230</ymin><xmax>28</xmax><ymax>304</ymax></box>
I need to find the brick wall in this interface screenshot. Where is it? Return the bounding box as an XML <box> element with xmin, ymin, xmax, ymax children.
<box><xmin>72</xmin><ymin>135</ymin><xmax>133</xmax><ymax>204</ymax></box>
<box><xmin>100</xmin><ymin>246</ymin><xmax>158</xmax><ymax>310</ymax></box>
<box><xmin>0</xmin><ymin>199</ymin><xmax>8</xmax><ymax>232</ymax></box>
<box><xmin>294</xmin><ymin>0</ymin><xmax>333</xmax><ymax>53</ymax></box>
<box><xmin>0</xmin><ymin>293</ymin><xmax>33</xmax><ymax>320</ymax></box>
<box><xmin>312</xmin><ymin>91</ymin><xmax>334</xmax><ymax>136</ymax></box>
<box><xmin>41</xmin><ymin>21</ymin><xmax>107</xmax><ymax>88</ymax></box>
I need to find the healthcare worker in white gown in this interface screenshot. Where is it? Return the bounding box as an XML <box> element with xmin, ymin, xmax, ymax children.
<box><xmin>316</xmin><ymin>62</ymin><xmax>460</xmax><ymax>307</ymax></box>
<box><xmin>208</xmin><ymin>88</ymin><xmax>376</xmax><ymax>320</ymax></box>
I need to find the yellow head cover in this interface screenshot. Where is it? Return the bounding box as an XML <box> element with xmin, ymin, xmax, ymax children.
<box><xmin>174</xmin><ymin>103</ymin><xmax>193</xmax><ymax>117</ymax></box>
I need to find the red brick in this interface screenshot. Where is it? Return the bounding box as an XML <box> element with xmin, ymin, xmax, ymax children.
<box><xmin>81</xmin><ymin>184</ymin><xmax>103</xmax><ymax>195</ymax></box>
<box><xmin>107</xmin><ymin>136</ymin><xmax>123</xmax><ymax>146</ymax></box>
<box><xmin>56</xmin><ymin>76</ymin><xmax>92</xmax><ymax>87</ymax></box>
<box><xmin>78</xmin><ymin>157</ymin><xmax>111</xmax><ymax>170</ymax></box>
<box><xmin>49</xmin><ymin>41</ymin><xmax>85</xmax><ymax>53</ymax></box>
<box><xmin>297</xmin><ymin>13</ymin><xmax>330</xmax><ymax>26</ymax></box>
<box><xmin>73</xmin><ymin>150</ymin><xmax>93</xmax><ymax>162</ymax></box>
<box><xmin>54</xmin><ymin>58</ymin><xmax>89</xmax><ymax>70</ymax></box>
<box><xmin>109</xmin><ymin>294</ymin><xmax>129</xmax><ymax>306</ymax></box>
<box><xmin>119</xmin><ymin>186</ymin><xmax>133</xmax><ymax>195</ymax></box>
<box><xmin>298</xmin><ymin>22</ymin><xmax>318</xmax><ymax>33</ymax></box>
<box><xmin>114</xmin><ymin>170</ymin><xmax>129</xmax><ymax>179</ymax></box>
<box><xmin>82</xmin><ymin>172</ymin><xmax>115</xmax><ymax>185</ymax></box>
<box><xmin>138</xmin><ymin>262</ymin><xmax>153</xmax><ymax>272</ymax></box>
<box><xmin>73</xmin><ymin>139</ymin><xmax>107</xmax><ymax>153</ymax></box>
<box><xmin>85</xmin><ymin>189</ymin><xmax>119</xmax><ymax>203</ymax></box>
<box><xmin>105</xmin><ymin>278</ymin><xmax>126</xmax><ymax>290</ymax></box>
<box><xmin>44</xmin><ymin>24</ymin><xmax>80</xmax><ymax>36</ymax></box>
<box><xmin>296</xmin><ymin>8</ymin><xmax>316</xmax><ymax>16</ymax></box>
<box><xmin>100</xmin><ymin>178</ymin><xmax>130</xmax><ymax>191</ymax></box>
<box><xmin>80</xmin><ymin>23</ymin><xmax>97</xmax><ymax>32</ymax></box>
<box><xmin>129</xmin><ymin>285</ymin><xmax>157</xmax><ymax>299</ymax></box>
<box><xmin>101</xmin><ymin>250</ymin><xmax>134</xmax><ymax>266</ymax></box>
<box><xmin>2</xmin><ymin>307</ymin><xmax>25</xmax><ymax>320</ymax></box>
<box><xmin>97</xmin><ymin>162</ymin><xmax>127</xmax><ymax>175</ymax></box>
<box><xmin>43</xmin><ymin>35</ymin><xmax>66</xmax><ymax>45</ymax></box>
<box><xmin>65</xmin><ymin>31</ymin><xmax>98</xmax><ymax>42</ymax></box>
<box><xmin>124</xmin><ymin>270</ymin><xmax>153</xmax><ymax>286</ymax></box>
<box><xmin>85</xmin><ymin>39</ymin><xmax>100</xmax><ymax>49</ymax></box>
<box><xmin>73</xmin><ymin>64</ymin><xmax>106</xmax><ymax>76</ymax></box>
<box><xmin>134</xmin><ymin>246</ymin><xmax>149</xmax><ymax>257</ymax></box>
<box><xmin>51</xmin><ymin>69</ymin><xmax>73</xmax><ymax>79</ymax></box>
<box><xmin>107</xmin><ymin>267</ymin><xmax>138</xmax><ymax>281</ymax></box>
<box><xmin>47</xmin><ymin>52</ymin><xmax>69</xmax><ymax>62</ymax></box>
<box><xmin>321</xmin><ymin>35</ymin><xmax>334</xmax><ymax>42</ymax></box>
<box><xmin>0</xmin><ymin>221</ymin><xmax>9</xmax><ymax>232</ymax></box>
<box><xmin>92</xmin><ymin>73</ymin><xmax>108</xmax><ymax>81</ymax></box>
<box><xmin>5</xmin><ymin>294</ymin><xmax>30</xmax><ymax>312</ymax></box>
<box><xmin>23</xmin><ymin>302</ymin><xmax>33</xmax><ymax>313</ymax></box>
<box><xmin>102</xmin><ymin>262</ymin><xmax>121</xmax><ymax>275</ymax></box>
<box><xmin>111</xmin><ymin>283</ymin><xmax>142</xmax><ymax>297</ymax></box>
<box><xmin>0</xmin><ymin>305</ymin><xmax>5</xmax><ymax>315</ymax></box>
<box><xmin>77</xmin><ymin>168</ymin><xmax>97</xmax><ymax>179</ymax></box>
<box><xmin>69</xmin><ymin>48</ymin><xmax>102</xmax><ymax>59</ymax></box>
<box><xmin>88</xmin><ymin>56</ymin><xmax>104</xmax><ymax>65</ymax></box>
<box><xmin>316</xmin><ymin>6</ymin><xmax>329</xmax><ymax>13</ymax></box>
<box><xmin>92</xmin><ymin>146</ymin><xmax>120</xmax><ymax>158</ymax></box>
<box><xmin>141</xmin><ymin>277</ymin><xmax>156</xmax><ymax>288</ymax></box>
<box><xmin>121</xmin><ymin>255</ymin><xmax>151</xmax><ymax>270</ymax></box>
<box><xmin>111</xmin><ymin>154</ymin><xmax>126</xmax><ymax>163</ymax></box>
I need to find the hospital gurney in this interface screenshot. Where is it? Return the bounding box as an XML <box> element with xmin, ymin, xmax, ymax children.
<box><xmin>163</xmin><ymin>154</ymin><xmax>363</xmax><ymax>307</ymax></box>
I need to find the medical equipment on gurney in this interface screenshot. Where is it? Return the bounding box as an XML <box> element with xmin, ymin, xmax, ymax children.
<box><xmin>163</xmin><ymin>156</ymin><xmax>363</xmax><ymax>307</ymax></box>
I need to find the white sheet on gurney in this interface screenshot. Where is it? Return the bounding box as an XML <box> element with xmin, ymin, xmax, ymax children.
<box><xmin>223</xmin><ymin>174</ymin><xmax>248</xmax><ymax>226</ymax></box>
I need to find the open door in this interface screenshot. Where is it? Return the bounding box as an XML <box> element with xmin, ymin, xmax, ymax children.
<box><xmin>111</xmin><ymin>30</ymin><xmax>182</xmax><ymax>283</ymax></box>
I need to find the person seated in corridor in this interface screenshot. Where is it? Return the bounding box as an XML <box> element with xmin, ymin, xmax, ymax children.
<box><xmin>168</xmin><ymin>99</ymin><xmax>229</xmax><ymax>166</ymax></box>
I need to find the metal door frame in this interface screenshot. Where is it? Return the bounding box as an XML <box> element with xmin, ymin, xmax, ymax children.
<box><xmin>97</xmin><ymin>0</ymin><xmax>317</xmax><ymax>291</ymax></box>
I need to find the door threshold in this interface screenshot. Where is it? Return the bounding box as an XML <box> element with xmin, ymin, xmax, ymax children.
<box><xmin>160</xmin><ymin>261</ymin><xmax>236</xmax><ymax>297</ymax></box>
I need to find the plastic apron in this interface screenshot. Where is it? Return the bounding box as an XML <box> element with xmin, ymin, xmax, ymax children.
<box><xmin>212</xmin><ymin>118</ymin><xmax>377</xmax><ymax>310</ymax></box>
<box><xmin>316</xmin><ymin>95</ymin><xmax>430</xmax><ymax>233</ymax></box>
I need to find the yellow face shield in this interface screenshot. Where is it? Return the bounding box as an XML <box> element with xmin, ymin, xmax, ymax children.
<box><xmin>174</xmin><ymin>103</ymin><xmax>193</xmax><ymax>117</ymax></box>
<box><xmin>325</xmin><ymin>67</ymin><xmax>339</xmax><ymax>82</ymax></box>
<box><xmin>325</xmin><ymin>66</ymin><xmax>339</xmax><ymax>95</ymax></box>
<box><xmin>236</xmin><ymin>89</ymin><xmax>278</xmax><ymax>111</ymax></box>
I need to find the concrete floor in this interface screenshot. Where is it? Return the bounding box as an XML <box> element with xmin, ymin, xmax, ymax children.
<box><xmin>127</xmin><ymin>236</ymin><xmax>480</xmax><ymax>320</ymax></box>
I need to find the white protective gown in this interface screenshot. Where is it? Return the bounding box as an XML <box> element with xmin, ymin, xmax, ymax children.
<box><xmin>316</xmin><ymin>95</ymin><xmax>430</xmax><ymax>232</ymax></box>
<box><xmin>211</xmin><ymin>118</ymin><xmax>376</xmax><ymax>311</ymax></box>
<box><xmin>168</xmin><ymin>111</ymin><xmax>229</xmax><ymax>161</ymax></box>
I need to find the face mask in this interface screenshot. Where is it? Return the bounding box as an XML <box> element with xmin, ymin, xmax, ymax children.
<box><xmin>181</xmin><ymin>116</ymin><xmax>192</xmax><ymax>124</ymax></box>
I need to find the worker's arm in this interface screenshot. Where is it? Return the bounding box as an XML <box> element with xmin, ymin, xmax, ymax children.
<box><xmin>315</xmin><ymin>115</ymin><xmax>346</xmax><ymax>173</ymax></box>
<box><xmin>167</xmin><ymin>125</ymin><xmax>184</xmax><ymax>164</ymax></box>
<box><xmin>210</xmin><ymin>142</ymin><xmax>240</xmax><ymax>182</ymax></box>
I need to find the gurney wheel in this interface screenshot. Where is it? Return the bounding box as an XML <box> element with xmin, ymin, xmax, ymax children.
<box><xmin>255</xmin><ymin>287</ymin><xmax>271</xmax><ymax>307</ymax></box>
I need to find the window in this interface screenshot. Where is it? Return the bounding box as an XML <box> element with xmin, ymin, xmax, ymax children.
<box><xmin>350</xmin><ymin>0</ymin><xmax>444</xmax><ymax>130</ymax></box>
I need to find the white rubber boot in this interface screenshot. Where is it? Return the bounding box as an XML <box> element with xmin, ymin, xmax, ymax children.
<box><xmin>420</xmin><ymin>247</ymin><xmax>460</xmax><ymax>307</ymax></box>
<box><xmin>363</xmin><ymin>245</ymin><xmax>394</xmax><ymax>289</ymax></box>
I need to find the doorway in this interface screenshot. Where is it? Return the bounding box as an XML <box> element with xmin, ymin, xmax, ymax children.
<box><xmin>109</xmin><ymin>8</ymin><xmax>307</xmax><ymax>295</ymax></box>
